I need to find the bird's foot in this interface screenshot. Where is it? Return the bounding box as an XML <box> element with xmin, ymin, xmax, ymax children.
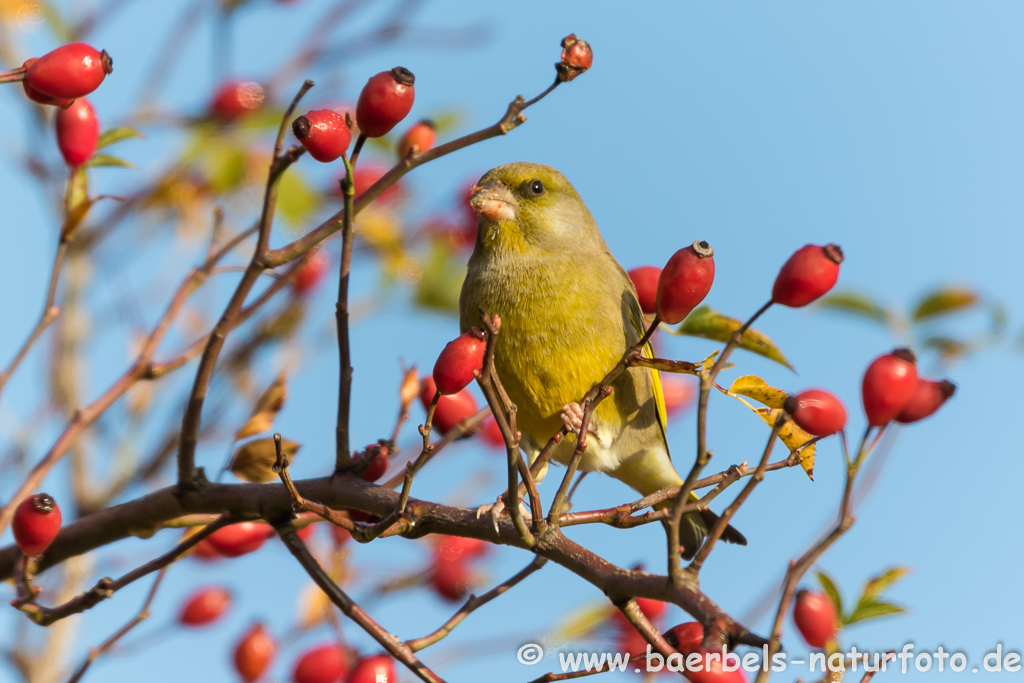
<box><xmin>561</xmin><ymin>402</ymin><xmax>597</xmax><ymax>437</ymax></box>
<box><xmin>475</xmin><ymin>494</ymin><xmax>529</xmax><ymax>534</ymax></box>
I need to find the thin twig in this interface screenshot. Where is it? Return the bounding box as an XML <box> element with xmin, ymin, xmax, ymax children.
<box><xmin>336</xmin><ymin>150</ymin><xmax>356</xmax><ymax>471</ymax></box>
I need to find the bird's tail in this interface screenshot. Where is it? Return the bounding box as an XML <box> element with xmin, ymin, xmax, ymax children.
<box><xmin>613</xmin><ymin>453</ymin><xmax>746</xmax><ymax>560</ymax></box>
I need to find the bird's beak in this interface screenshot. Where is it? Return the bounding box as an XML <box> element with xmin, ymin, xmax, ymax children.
<box><xmin>469</xmin><ymin>182</ymin><xmax>516</xmax><ymax>222</ymax></box>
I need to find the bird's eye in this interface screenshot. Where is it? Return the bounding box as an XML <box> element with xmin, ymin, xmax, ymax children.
<box><xmin>526</xmin><ymin>179</ymin><xmax>545</xmax><ymax>196</ymax></box>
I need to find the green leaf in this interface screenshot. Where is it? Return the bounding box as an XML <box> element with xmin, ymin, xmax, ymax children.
<box><xmin>912</xmin><ymin>287</ymin><xmax>978</xmax><ymax>321</ymax></box>
<box><xmin>818</xmin><ymin>291</ymin><xmax>889</xmax><ymax>324</ymax></box>
<box><xmin>276</xmin><ymin>168</ymin><xmax>320</xmax><ymax>228</ymax></box>
<box><xmin>817</xmin><ymin>571</ymin><xmax>843</xmax><ymax>620</ymax></box>
<box><xmin>862</xmin><ymin>566</ymin><xmax>909</xmax><ymax>600</ymax></box>
<box><xmin>846</xmin><ymin>598</ymin><xmax>905</xmax><ymax>625</ymax></box>
<box><xmin>670</xmin><ymin>306</ymin><xmax>793</xmax><ymax>371</ymax></box>
<box><xmin>83</xmin><ymin>154</ymin><xmax>136</xmax><ymax>170</ymax></box>
<box><xmin>921</xmin><ymin>336</ymin><xmax>971</xmax><ymax>360</ymax></box>
<box><xmin>415</xmin><ymin>241</ymin><xmax>465</xmax><ymax>313</ymax></box>
<box><xmin>97</xmin><ymin>127</ymin><xmax>144</xmax><ymax>150</ymax></box>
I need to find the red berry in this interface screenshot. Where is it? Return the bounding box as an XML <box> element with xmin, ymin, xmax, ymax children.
<box><xmin>355</xmin><ymin>67</ymin><xmax>415</xmax><ymax>137</ymax></box>
<box><xmin>611</xmin><ymin>598</ymin><xmax>667</xmax><ymax>632</ymax></box>
<box><xmin>793</xmin><ymin>589</ymin><xmax>838</xmax><ymax>649</ymax></box>
<box><xmin>55</xmin><ymin>98</ymin><xmax>99</xmax><ymax>167</ymax></box>
<box><xmin>783</xmin><ymin>389</ymin><xmax>847</xmax><ymax>436</ymax></box>
<box><xmin>628</xmin><ymin>266</ymin><xmax>661</xmax><ymax>315</ymax></box>
<box><xmin>293</xmin><ymin>643</ymin><xmax>348</xmax><ymax>683</ymax></box>
<box><xmin>178</xmin><ymin>586</ymin><xmax>232</xmax><ymax>627</ymax></box>
<box><xmin>615</xmin><ymin>628</ymin><xmax>650</xmax><ymax>659</ymax></box>
<box><xmin>20</xmin><ymin>59</ymin><xmax>75</xmax><ymax>107</ymax></box>
<box><xmin>346</xmin><ymin>164</ymin><xmax>403</xmax><ymax>203</ymax></box>
<box><xmin>418</xmin><ymin>376</ymin><xmax>479</xmax><ymax>435</ymax></box>
<box><xmin>429</xmin><ymin>557</ymin><xmax>473</xmax><ymax>602</ymax></box>
<box><xmin>293</xmin><ymin>250</ymin><xmax>329</xmax><ymax>296</ymax></box>
<box><xmin>207</xmin><ymin>522</ymin><xmax>273</xmax><ymax>558</ymax></box>
<box><xmin>211</xmin><ymin>80</ymin><xmax>265</xmax><ymax>122</ymax></box>
<box><xmin>771</xmin><ymin>244</ymin><xmax>843</xmax><ymax>308</ymax></box>
<box><xmin>434</xmin><ymin>535</ymin><xmax>489</xmax><ymax>562</ymax></box>
<box><xmin>346</xmin><ymin>655</ymin><xmax>396</xmax><ymax>683</ymax></box>
<box><xmin>895</xmin><ymin>378</ymin><xmax>956</xmax><ymax>424</ymax></box>
<box><xmin>12</xmin><ymin>493</ymin><xmax>62</xmax><ymax>556</ymax></box>
<box><xmin>684</xmin><ymin>649</ymin><xmax>748</xmax><ymax>683</ymax></box>
<box><xmin>357</xmin><ymin>446</ymin><xmax>390</xmax><ymax>482</ymax></box>
<box><xmin>656</xmin><ymin>241</ymin><xmax>715</xmax><ymax>325</ymax></box>
<box><xmin>24</xmin><ymin>43</ymin><xmax>112</xmax><ymax>99</ymax></box>
<box><xmin>662</xmin><ymin>374</ymin><xmax>695</xmax><ymax>416</ymax></box>
<box><xmin>293</xmin><ymin>109</ymin><xmax>351</xmax><ymax>163</ymax></box>
<box><xmin>397</xmin><ymin>119</ymin><xmax>436</xmax><ymax>159</ymax></box>
<box><xmin>557</xmin><ymin>34</ymin><xmax>593</xmax><ymax>82</ymax></box>
<box><xmin>234</xmin><ymin>623</ymin><xmax>276</xmax><ymax>683</ymax></box>
<box><xmin>191</xmin><ymin>538</ymin><xmax>220</xmax><ymax>561</ymax></box>
<box><xmin>480</xmin><ymin>416</ymin><xmax>505</xmax><ymax>449</ymax></box>
<box><xmin>330</xmin><ymin>522</ymin><xmax>352</xmax><ymax>546</ymax></box>
<box><xmin>433</xmin><ymin>329</ymin><xmax>486</xmax><ymax>395</ymax></box>
<box><xmin>665</xmin><ymin>622</ymin><xmax>704</xmax><ymax>653</ymax></box>
<box><xmin>861</xmin><ymin>348</ymin><xmax>919</xmax><ymax>426</ymax></box>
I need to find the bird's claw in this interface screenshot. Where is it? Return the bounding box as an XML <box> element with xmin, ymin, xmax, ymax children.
<box><xmin>561</xmin><ymin>402</ymin><xmax>596</xmax><ymax>436</ymax></box>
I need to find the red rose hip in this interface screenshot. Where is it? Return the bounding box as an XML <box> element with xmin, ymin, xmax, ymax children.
<box><xmin>862</xmin><ymin>348</ymin><xmax>919</xmax><ymax>426</ymax></box>
<box><xmin>429</xmin><ymin>556</ymin><xmax>472</xmax><ymax>602</ymax></box>
<box><xmin>433</xmin><ymin>329</ymin><xmax>486</xmax><ymax>395</ymax></box>
<box><xmin>655</xmin><ymin>240</ymin><xmax>715</xmax><ymax>324</ymax></box>
<box><xmin>772</xmin><ymin>244</ymin><xmax>844</xmax><ymax>308</ymax></box>
<box><xmin>783</xmin><ymin>389</ymin><xmax>847</xmax><ymax>436</ymax></box>
<box><xmin>211</xmin><ymin>80</ymin><xmax>265</xmax><ymax>121</ymax></box>
<box><xmin>178</xmin><ymin>586</ymin><xmax>232</xmax><ymax>627</ymax></box>
<box><xmin>419</xmin><ymin>376</ymin><xmax>479</xmax><ymax>435</ymax></box>
<box><xmin>293</xmin><ymin>109</ymin><xmax>351</xmax><ymax>162</ymax></box>
<box><xmin>20</xmin><ymin>59</ymin><xmax>75</xmax><ymax>107</ymax></box>
<box><xmin>397</xmin><ymin>119</ymin><xmax>436</xmax><ymax>159</ymax></box>
<box><xmin>895</xmin><ymin>378</ymin><xmax>956</xmax><ymax>424</ymax></box>
<box><xmin>25</xmin><ymin>43</ymin><xmax>112</xmax><ymax>99</ymax></box>
<box><xmin>793</xmin><ymin>589</ymin><xmax>838</xmax><ymax>648</ymax></box>
<box><xmin>355</xmin><ymin>67</ymin><xmax>415</xmax><ymax>137</ymax></box>
<box><xmin>234</xmin><ymin>623</ymin><xmax>276</xmax><ymax>683</ymax></box>
<box><xmin>207</xmin><ymin>521</ymin><xmax>273</xmax><ymax>557</ymax></box>
<box><xmin>627</xmin><ymin>265</ymin><xmax>661</xmax><ymax>315</ymax></box>
<box><xmin>665</xmin><ymin>622</ymin><xmax>704</xmax><ymax>653</ymax></box>
<box><xmin>293</xmin><ymin>250</ymin><xmax>329</xmax><ymax>296</ymax></box>
<box><xmin>12</xmin><ymin>493</ymin><xmax>62</xmax><ymax>556</ymax></box>
<box><xmin>346</xmin><ymin>655</ymin><xmax>397</xmax><ymax>683</ymax></box>
<box><xmin>293</xmin><ymin>643</ymin><xmax>348</xmax><ymax>683</ymax></box>
<box><xmin>357</xmin><ymin>445</ymin><xmax>390</xmax><ymax>482</ymax></box>
<box><xmin>55</xmin><ymin>98</ymin><xmax>99</xmax><ymax>167</ymax></box>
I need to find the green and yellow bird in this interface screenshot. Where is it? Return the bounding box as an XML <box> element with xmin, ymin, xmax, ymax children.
<box><xmin>459</xmin><ymin>161</ymin><xmax>744</xmax><ymax>559</ymax></box>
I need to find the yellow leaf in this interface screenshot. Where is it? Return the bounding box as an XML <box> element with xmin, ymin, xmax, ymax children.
<box><xmin>753</xmin><ymin>408</ymin><xmax>816</xmax><ymax>479</ymax></box>
<box><xmin>295</xmin><ymin>581</ymin><xmax>333</xmax><ymax>631</ymax></box>
<box><xmin>235</xmin><ymin>374</ymin><xmax>288</xmax><ymax>439</ymax></box>
<box><xmin>547</xmin><ymin>603</ymin><xmax>611</xmax><ymax>643</ymax></box>
<box><xmin>728</xmin><ymin>375</ymin><xmax>787</xmax><ymax>409</ymax></box>
<box><xmin>230</xmin><ymin>437</ymin><xmax>300</xmax><ymax>483</ymax></box>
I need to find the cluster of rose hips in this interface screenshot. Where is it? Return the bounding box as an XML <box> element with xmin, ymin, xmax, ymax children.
<box><xmin>2</xmin><ymin>43</ymin><xmax>114</xmax><ymax>169</ymax></box>
<box><xmin>628</xmin><ymin>240</ymin><xmax>954</xmax><ymax>440</ymax></box>
<box><xmin>232</xmin><ymin>619</ymin><xmax>397</xmax><ymax>683</ymax></box>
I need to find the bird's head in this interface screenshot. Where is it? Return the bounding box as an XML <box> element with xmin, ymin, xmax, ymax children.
<box><xmin>467</xmin><ymin>162</ymin><xmax>598</xmax><ymax>255</ymax></box>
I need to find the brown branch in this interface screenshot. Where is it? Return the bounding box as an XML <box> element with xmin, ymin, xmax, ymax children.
<box><xmin>65</xmin><ymin>566</ymin><xmax>168</xmax><ymax>683</ymax></box>
<box><xmin>176</xmin><ymin>80</ymin><xmax>313</xmax><ymax>486</ymax></box>
<box><xmin>405</xmin><ymin>557</ymin><xmax>547</xmax><ymax>652</ymax></box>
<box><xmin>336</xmin><ymin>150</ymin><xmax>356</xmax><ymax>471</ymax></box>
<box><xmin>274</xmin><ymin>520</ymin><xmax>448</xmax><ymax>683</ymax></box>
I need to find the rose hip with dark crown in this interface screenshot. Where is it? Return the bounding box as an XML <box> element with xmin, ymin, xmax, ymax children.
<box><xmin>627</xmin><ymin>265</ymin><xmax>661</xmax><ymax>315</ymax></box>
<box><xmin>432</xmin><ymin>329</ymin><xmax>486</xmax><ymax>395</ymax></box>
<box><xmin>25</xmin><ymin>43</ymin><xmax>112</xmax><ymax>99</ymax></box>
<box><xmin>793</xmin><ymin>589</ymin><xmax>838</xmax><ymax>648</ymax></box>
<box><xmin>178</xmin><ymin>586</ymin><xmax>232</xmax><ymax>627</ymax></box>
<box><xmin>772</xmin><ymin>243</ymin><xmax>843</xmax><ymax>308</ymax></box>
<box><xmin>557</xmin><ymin>34</ymin><xmax>593</xmax><ymax>82</ymax></box>
<box><xmin>655</xmin><ymin>240</ymin><xmax>715</xmax><ymax>325</ymax></box>
<box><xmin>234</xmin><ymin>623</ymin><xmax>276</xmax><ymax>683</ymax></box>
<box><xmin>292</xmin><ymin>109</ymin><xmax>351</xmax><ymax>162</ymax></box>
<box><xmin>397</xmin><ymin>119</ymin><xmax>436</xmax><ymax>159</ymax></box>
<box><xmin>862</xmin><ymin>348</ymin><xmax>919</xmax><ymax>426</ymax></box>
<box><xmin>293</xmin><ymin>643</ymin><xmax>348</xmax><ymax>683</ymax></box>
<box><xmin>784</xmin><ymin>388</ymin><xmax>847</xmax><ymax>436</ymax></box>
<box><xmin>355</xmin><ymin>67</ymin><xmax>415</xmax><ymax>137</ymax></box>
<box><xmin>55</xmin><ymin>98</ymin><xmax>99</xmax><ymax>167</ymax></box>
<box><xmin>895</xmin><ymin>378</ymin><xmax>956</xmax><ymax>424</ymax></box>
<box><xmin>12</xmin><ymin>493</ymin><xmax>62</xmax><ymax>556</ymax></box>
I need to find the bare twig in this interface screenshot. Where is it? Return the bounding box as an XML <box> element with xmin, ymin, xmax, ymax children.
<box><xmin>336</xmin><ymin>151</ymin><xmax>356</xmax><ymax>471</ymax></box>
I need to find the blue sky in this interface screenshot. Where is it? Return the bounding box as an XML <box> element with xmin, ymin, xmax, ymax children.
<box><xmin>1</xmin><ymin>1</ymin><xmax>1022</xmax><ymax>681</ymax></box>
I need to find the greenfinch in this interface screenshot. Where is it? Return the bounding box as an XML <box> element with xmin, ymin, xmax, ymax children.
<box><xmin>459</xmin><ymin>162</ymin><xmax>745</xmax><ymax>559</ymax></box>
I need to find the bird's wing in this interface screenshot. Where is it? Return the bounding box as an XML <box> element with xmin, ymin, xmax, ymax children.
<box><xmin>624</xmin><ymin>289</ymin><xmax>670</xmax><ymax>456</ymax></box>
